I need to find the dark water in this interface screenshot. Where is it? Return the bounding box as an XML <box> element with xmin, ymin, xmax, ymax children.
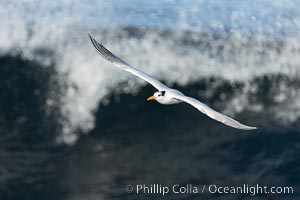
<box><xmin>0</xmin><ymin>55</ymin><xmax>62</xmax><ymax>199</ymax></box>
<box><xmin>1</xmin><ymin>1</ymin><xmax>300</xmax><ymax>199</ymax></box>
<box><xmin>0</xmin><ymin>53</ymin><xmax>299</xmax><ymax>200</ymax></box>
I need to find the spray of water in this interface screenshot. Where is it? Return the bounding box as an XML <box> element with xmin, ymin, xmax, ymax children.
<box><xmin>1</xmin><ymin>0</ymin><xmax>300</xmax><ymax>144</ymax></box>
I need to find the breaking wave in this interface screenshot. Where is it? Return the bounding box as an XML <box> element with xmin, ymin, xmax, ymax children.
<box><xmin>1</xmin><ymin>0</ymin><xmax>300</xmax><ymax>144</ymax></box>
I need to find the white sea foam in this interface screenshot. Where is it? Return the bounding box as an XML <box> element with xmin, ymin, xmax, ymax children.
<box><xmin>1</xmin><ymin>0</ymin><xmax>300</xmax><ymax>144</ymax></box>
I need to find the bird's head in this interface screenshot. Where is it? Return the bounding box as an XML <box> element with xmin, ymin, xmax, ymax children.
<box><xmin>147</xmin><ymin>91</ymin><xmax>166</xmax><ymax>102</ymax></box>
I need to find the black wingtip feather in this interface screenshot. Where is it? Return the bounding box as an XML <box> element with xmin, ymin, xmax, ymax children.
<box><xmin>88</xmin><ymin>34</ymin><xmax>92</xmax><ymax>41</ymax></box>
<box><xmin>88</xmin><ymin>34</ymin><xmax>126</xmax><ymax>64</ymax></box>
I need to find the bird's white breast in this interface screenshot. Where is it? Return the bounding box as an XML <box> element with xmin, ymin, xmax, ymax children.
<box><xmin>157</xmin><ymin>89</ymin><xmax>183</xmax><ymax>105</ymax></box>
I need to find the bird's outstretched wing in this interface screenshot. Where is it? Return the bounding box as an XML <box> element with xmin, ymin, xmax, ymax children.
<box><xmin>89</xmin><ymin>34</ymin><xmax>169</xmax><ymax>91</ymax></box>
<box><xmin>174</xmin><ymin>94</ymin><xmax>257</xmax><ymax>130</ymax></box>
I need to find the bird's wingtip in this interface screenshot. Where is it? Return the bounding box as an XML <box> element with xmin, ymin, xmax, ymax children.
<box><xmin>245</xmin><ymin>126</ymin><xmax>257</xmax><ymax>130</ymax></box>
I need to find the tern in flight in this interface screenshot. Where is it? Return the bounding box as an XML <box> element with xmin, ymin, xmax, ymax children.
<box><xmin>89</xmin><ymin>34</ymin><xmax>257</xmax><ymax>130</ymax></box>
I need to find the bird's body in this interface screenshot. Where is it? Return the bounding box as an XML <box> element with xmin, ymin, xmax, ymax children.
<box><xmin>151</xmin><ymin>90</ymin><xmax>183</xmax><ymax>105</ymax></box>
<box><xmin>89</xmin><ymin>34</ymin><xmax>257</xmax><ymax>130</ymax></box>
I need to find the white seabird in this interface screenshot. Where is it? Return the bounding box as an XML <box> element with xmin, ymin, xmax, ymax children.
<box><xmin>89</xmin><ymin>34</ymin><xmax>257</xmax><ymax>130</ymax></box>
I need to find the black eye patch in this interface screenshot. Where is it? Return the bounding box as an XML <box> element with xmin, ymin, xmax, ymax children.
<box><xmin>161</xmin><ymin>91</ymin><xmax>166</xmax><ymax>96</ymax></box>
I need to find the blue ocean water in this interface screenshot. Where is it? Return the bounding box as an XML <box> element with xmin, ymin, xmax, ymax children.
<box><xmin>0</xmin><ymin>0</ymin><xmax>300</xmax><ymax>199</ymax></box>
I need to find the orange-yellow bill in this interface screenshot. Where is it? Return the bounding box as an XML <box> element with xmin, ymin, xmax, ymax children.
<box><xmin>147</xmin><ymin>95</ymin><xmax>156</xmax><ymax>101</ymax></box>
